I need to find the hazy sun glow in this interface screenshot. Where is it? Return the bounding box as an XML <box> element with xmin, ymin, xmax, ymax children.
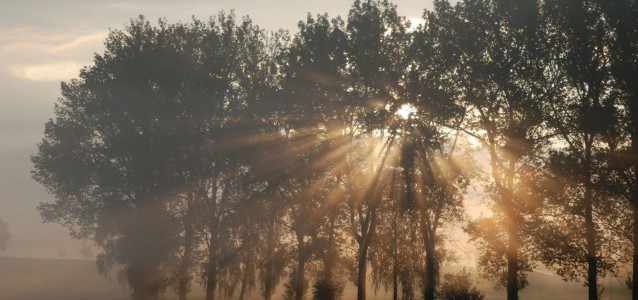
<box><xmin>397</xmin><ymin>103</ymin><xmax>417</xmax><ymax>120</ymax></box>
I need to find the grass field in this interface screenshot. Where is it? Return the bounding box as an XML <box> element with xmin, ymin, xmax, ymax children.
<box><xmin>0</xmin><ymin>257</ymin><xmax>630</xmax><ymax>300</ymax></box>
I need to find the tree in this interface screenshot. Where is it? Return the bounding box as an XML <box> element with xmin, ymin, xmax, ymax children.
<box><xmin>443</xmin><ymin>0</ymin><xmax>554</xmax><ymax>299</ymax></box>
<box><xmin>597</xmin><ymin>1</ymin><xmax>638</xmax><ymax>299</ymax></box>
<box><xmin>536</xmin><ymin>1</ymin><xmax>621</xmax><ymax>298</ymax></box>
<box><xmin>369</xmin><ymin>197</ymin><xmax>424</xmax><ymax>300</ymax></box>
<box><xmin>403</xmin><ymin>3</ymin><xmax>476</xmax><ymax>298</ymax></box>
<box><xmin>32</xmin><ymin>1</ymin><xmax>638</xmax><ymax>299</ymax></box>
<box><xmin>342</xmin><ymin>2</ymin><xmax>411</xmax><ymax>299</ymax></box>
<box><xmin>0</xmin><ymin>219</ymin><xmax>9</xmax><ymax>252</ymax></box>
<box><xmin>31</xmin><ymin>15</ymin><xmax>269</xmax><ymax>300</ymax></box>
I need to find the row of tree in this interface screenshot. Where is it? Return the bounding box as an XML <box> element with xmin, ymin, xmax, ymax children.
<box><xmin>31</xmin><ymin>0</ymin><xmax>638</xmax><ymax>300</ymax></box>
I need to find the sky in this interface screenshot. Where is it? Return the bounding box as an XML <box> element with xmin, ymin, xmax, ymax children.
<box><xmin>0</xmin><ymin>0</ymin><xmax>437</xmax><ymax>259</ymax></box>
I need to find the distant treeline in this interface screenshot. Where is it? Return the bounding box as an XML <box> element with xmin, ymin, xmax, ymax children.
<box><xmin>31</xmin><ymin>1</ymin><xmax>638</xmax><ymax>300</ymax></box>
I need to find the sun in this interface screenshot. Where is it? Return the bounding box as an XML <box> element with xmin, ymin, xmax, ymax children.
<box><xmin>396</xmin><ymin>103</ymin><xmax>417</xmax><ymax>120</ymax></box>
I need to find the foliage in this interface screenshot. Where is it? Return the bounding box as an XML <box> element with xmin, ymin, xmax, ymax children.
<box><xmin>439</xmin><ymin>269</ymin><xmax>485</xmax><ymax>300</ymax></box>
<box><xmin>312</xmin><ymin>277</ymin><xmax>344</xmax><ymax>300</ymax></box>
<box><xmin>30</xmin><ymin>1</ymin><xmax>638</xmax><ymax>300</ymax></box>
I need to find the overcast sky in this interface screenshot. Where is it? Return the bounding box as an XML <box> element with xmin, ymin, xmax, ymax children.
<box><xmin>0</xmin><ymin>1</ymin><xmax>437</xmax><ymax>259</ymax></box>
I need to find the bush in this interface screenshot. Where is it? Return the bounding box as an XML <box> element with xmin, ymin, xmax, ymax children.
<box><xmin>439</xmin><ymin>269</ymin><xmax>485</xmax><ymax>300</ymax></box>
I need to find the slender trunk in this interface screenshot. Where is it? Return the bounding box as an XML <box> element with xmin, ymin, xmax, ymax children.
<box><xmin>392</xmin><ymin>269</ymin><xmax>398</xmax><ymax>300</ymax></box>
<box><xmin>239</xmin><ymin>267</ymin><xmax>249</xmax><ymax>300</ymax></box>
<box><xmin>505</xmin><ymin>159</ymin><xmax>519</xmax><ymax>300</ymax></box>
<box><xmin>178</xmin><ymin>236</ymin><xmax>193</xmax><ymax>300</ymax></box>
<box><xmin>584</xmin><ymin>140</ymin><xmax>598</xmax><ymax>300</ymax></box>
<box><xmin>486</xmin><ymin>129</ymin><xmax>520</xmax><ymax>300</ymax></box>
<box><xmin>206</xmin><ymin>179</ymin><xmax>219</xmax><ymax>300</ymax></box>
<box><xmin>392</xmin><ymin>222</ymin><xmax>398</xmax><ymax>300</ymax></box>
<box><xmin>130</xmin><ymin>191</ymin><xmax>162</xmax><ymax>300</ymax></box>
<box><xmin>420</xmin><ymin>212</ymin><xmax>436</xmax><ymax>300</ymax></box>
<box><xmin>631</xmin><ymin>112</ymin><xmax>638</xmax><ymax>300</ymax></box>
<box><xmin>320</xmin><ymin>212</ymin><xmax>337</xmax><ymax>300</ymax></box>
<box><xmin>356</xmin><ymin>209</ymin><xmax>377</xmax><ymax>300</ymax></box>
<box><xmin>205</xmin><ymin>236</ymin><xmax>218</xmax><ymax>300</ymax></box>
<box><xmin>126</xmin><ymin>195</ymin><xmax>165</xmax><ymax>300</ymax></box>
<box><xmin>357</xmin><ymin>241</ymin><xmax>369</xmax><ymax>300</ymax></box>
<box><xmin>424</xmin><ymin>248</ymin><xmax>436</xmax><ymax>300</ymax></box>
<box><xmin>265</xmin><ymin>216</ymin><xmax>276</xmax><ymax>300</ymax></box>
<box><xmin>506</xmin><ymin>222</ymin><xmax>519</xmax><ymax>300</ymax></box>
<box><xmin>178</xmin><ymin>194</ymin><xmax>195</xmax><ymax>300</ymax></box>
<box><xmin>295</xmin><ymin>230</ymin><xmax>306</xmax><ymax>300</ymax></box>
<box><xmin>325</xmin><ymin>213</ymin><xmax>336</xmax><ymax>282</ymax></box>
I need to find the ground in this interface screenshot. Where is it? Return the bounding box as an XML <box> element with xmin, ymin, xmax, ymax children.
<box><xmin>0</xmin><ymin>256</ymin><xmax>630</xmax><ymax>300</ymax></box>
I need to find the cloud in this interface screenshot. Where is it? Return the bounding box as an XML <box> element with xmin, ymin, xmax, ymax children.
<box><xmin>0</xmin><ymin>28</ymin><xmax>107</xmax><ymax>55</ymax></box>
<box><xmin>0</xmin><ymin>27</ymin><xmax>105</xmax><ymax>81</ymax></box>
<box><xmin>8</xmin><ymin>61</ymin><xmax>86</xmax><ymax>82</ymax></box>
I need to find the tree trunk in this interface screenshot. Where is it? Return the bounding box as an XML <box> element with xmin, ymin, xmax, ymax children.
<box><xmin>239</xmin><ymin>270</ymin><xmax>249</xmax><ymax>300</ymax></box>
<box><xmin>356</xmin><ymin>208</ymin><xmax>377</xmax><ymax>300</ymax></box>
<box><xmin>584</xmin><ymin>141</ymin><xmax>598</xmax><ymax>300</ymax></box>
<box><xmin>424</xmin><ymin>247</ymin><xmax>436</xmax><ymax>300</ymax></box>
<box><xmin>295</xmin><ymin>230</ymin><xmax>306</xmax><ymax>300</ymax></box>
<box><xmin>178</xmin><ymin>240</ymin><xmax>192</xmax><ymax>300</ymax></box>
<box><xmin>392</xmin><ymin>230</ymin><xmax>398</xmax><ymax>300</ymax></box>
<box><xmin>505</xmin><ymin>159</ymin><xmax>519</xmax><ymax>300</ymax></box>
<box><xmin>420</xmin><ymin>212</ymin><xmax>436</xmax><ymax>300</ymax></box>
<box><xmin>632</xmin><ymin>118</ymin><xmax>638</xmax><ymax>300</ymax></box>
<box><xmin>392</xmin><ymin>269</ymin><xmax>398</xmax><ymax>300</ymax></box>
<box><xmin>205</xmin><ymin>238</ymin><xmax>218</xmax><ymax>300</ymax></box>
<box><xmin>265</xmin><ymin>216</ymin><xmax>276</xmax><ymax>300</ymax></box>
<box><xmin>325</xmin><ymin>213</ymin><xmax>336</xmax><ymax>282</ymax></box>
<box><xmin>129</xmin><ymin>194</ymin><xmax>163</xmax><ymax>300</ymax></box>
<box><xmin>206</xmin><ymin>179</ymin><xmax>219</xmax><ymax>300</ymax></box>
<box><xmin>178</xmin><ymin>194</ymin><xmax>195</xmax><ymax>300</ymax></box>
<box><xmin>356</xmin><ymin>242</ymin><xmax>369</xmax><ymax>300</ymax></box>
<box><xmin>506</xmin><ymin>223</ymin><xmax>519</xmax><ymax>300</ymax></box>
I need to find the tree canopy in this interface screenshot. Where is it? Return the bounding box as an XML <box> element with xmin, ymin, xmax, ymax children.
<box><xmin>31</xmin><ymin>1</ymin><xmax>638</xmax><ymax>300</ymax></box>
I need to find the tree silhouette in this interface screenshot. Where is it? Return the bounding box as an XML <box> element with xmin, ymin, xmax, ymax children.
<box><xmin>342</xmin><ymin>2</ymin><xmax>412</xmax><ymax>299</ymax></box>
<box><xmin>29</xmin><ymin>1</ymin><xmax>638</xmax><ymax>300</ymax></box>
<box><xmin>534</xmin><ymin>1</ymin><xmax>623</xmax><ymax>298</ymax></box>
<box><xmin>31</xmin><ymin>15</ymin><xmax>273</xmax><ymax>300</ymax></box>
<box><xmin>598</xmin><ymin>1</ymin><xmax>638</xmax><ymax>299</ymax></box>
<box><xmin>440</xmin><ymin>1</ymin><xmax>553</xmax><ymax>299</ymax></box>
